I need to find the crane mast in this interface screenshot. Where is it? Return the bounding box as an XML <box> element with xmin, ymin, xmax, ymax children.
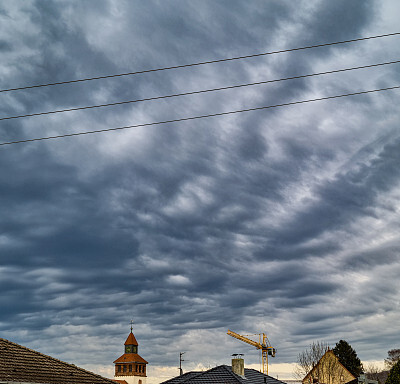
<box><xmin>227</xmin><ymin>329</ymin><xmax>276</xmax><ymax>375</ymax></box>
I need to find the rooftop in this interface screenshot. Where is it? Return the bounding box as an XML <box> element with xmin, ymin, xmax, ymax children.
<box><xmin>0</xmin><ymin>337</ymin><xmax>116</xmax><ymax>384</ymax></box>
<box><xmin>160</xmin><ymin>365</ymin><xmax>287</xmax><ymax>384</ymax></box>
<box><xmin>124</xmin><ymin>332</ymin><xmax>138</xmax><ymax>346</ymax></box>
<box><xmin>113</xmin><ymin>353</ymin><xmax>148</xmax><ymax>364</ymax></box>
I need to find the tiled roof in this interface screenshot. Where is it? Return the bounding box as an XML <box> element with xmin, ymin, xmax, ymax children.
<box><xmin>124</xmin><ymin>332</ymin><xmax>138</xmax><ymax>346</ymax></box>
<box><xmin>113</xmin><ymin>380</ymin><xmax>129</xmax><ymax>384</ymax></box>
<box><xmin>113</xmin><ymin>353</ymin><xmax>148</xmax><ymax>364</ymax></box>
<box><xmin>242</xmin><ymin>368</ymin><xmax>286</xmax><ymax>384</ymax></box>
<box><xmin>0</xmin><ymin>337</ymin><xmax>116</xmax><ymax>384</ymax></box>
<box><xmin>162</xmin><ymin>371</ymin><xmax>203</xmax><ymax>383</ymax></box>
<box><xmin>160</xmin><ymin>365</ymin><xmax>287</xmax><ymax>384</ymax></box>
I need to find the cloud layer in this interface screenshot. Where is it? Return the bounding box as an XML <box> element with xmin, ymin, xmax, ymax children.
<box><xmin>0</xmin><ymin>0</ymin><xmax>399</xmax><ymax>380</ymax></box>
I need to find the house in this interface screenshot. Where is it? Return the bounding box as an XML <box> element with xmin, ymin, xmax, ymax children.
<box><xmin>302</xmin><ymin>350</ymin><xmax>356</xmax><ymax>384</ymax></box>
<box><xmin>160</xmin><ymin>356</ymin><xmax>287</xmax><ymax>384</ymax></box>
<box><xmin>0</xmin><ymin>337</ymin><xmax>117</xmax><ymax>384</ymax></box>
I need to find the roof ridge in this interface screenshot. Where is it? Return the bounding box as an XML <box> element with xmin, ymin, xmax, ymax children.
<box><xmin>158</xmin><ymin>365</ymin><xmax>287</xmax><ymax>384</ymax></box>
<box><xmin>176</xmin><ymin>365</ymin><xmax>229</xmax><ymax>382</ymax></box>
<box><xmin>222</xmin><ymin>364</ymin><xmax>247</xmax><ymax>383</ymax></box>
<box><xmin>158</xmin><ymin>370</ymin><xmax>202</xmax><ymax>383</ymax></box>
<box><xmin>190</xmin><ymin>365</ymin><xmax>243</xmax><ymax>383</ymax></box>
<box><xmin>0</xmin><ymin>337</ymin><xmax>116</xmax><ymax>383</ymax></box>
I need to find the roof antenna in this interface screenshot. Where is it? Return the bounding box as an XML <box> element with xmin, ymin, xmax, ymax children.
<box><xmin>179</xmin><ymin>352</ymin><xmax>185</xmax><ymax>375</ymax></box>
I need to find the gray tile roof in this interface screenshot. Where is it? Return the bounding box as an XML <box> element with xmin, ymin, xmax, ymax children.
<box><xmin>160</xmin><ymin>365</ymin><xmax>287</xmax><ymax>384</ymax></box>
<box><xmin>0</xmin><ymin>338</ymin><xmax>116</xmax><ymax>384</ymax></box>
<box><xmin>162</xmin><ymin>371</ymin><xmax>203</xmax><ymax>383</ymax></box>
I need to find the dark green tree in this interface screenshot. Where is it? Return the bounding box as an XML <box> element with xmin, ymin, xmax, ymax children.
<box><xmin>332</xmin><ymin>340</ymin><xmax>363</xmax><ymax>377</ymax></box>
<box><xmin>385</xmin><ymin>359</ymin><xmax>400</xmax><ymax>384</ymax></box>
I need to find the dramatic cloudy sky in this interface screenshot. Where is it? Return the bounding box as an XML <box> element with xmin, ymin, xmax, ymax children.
<box><xmin>1</xmin><ymin>0</ymin><xmax>400</xmax><ymax>382</ymax></box>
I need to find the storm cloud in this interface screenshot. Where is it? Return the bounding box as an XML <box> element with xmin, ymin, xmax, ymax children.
<box><xmin>0</xmin><ymin>0</ymin><xmax>399</xmax><ymax>381</ymax></box>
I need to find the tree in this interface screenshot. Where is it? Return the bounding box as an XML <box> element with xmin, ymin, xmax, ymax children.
<box><xmin>384</xmin><ymin>349</ymin><xmax>400</xmax><ymax>370</ymax></box>
<box><xmin>333</xmin><ymin>340</ymin><xmax>363</xmax><ymax>377</ymax></box>
<box><xmin>364</xmin><ymin>363</ymin><xmax>381</xmax><ymax>379</ymax></box>
<box><xmin>365</xmin><ymin>363</ymin><xmax>387</xmax><ymax>384</ymax></box>
<box><xmin>294</xmin><ymin>341</ymin><xmax>330</xmax><ymax>380</ymax></box>
<box><xmin>385</xmin><ymin>359</ymin><xmax>400</xmax><ymax>384</ymax></box>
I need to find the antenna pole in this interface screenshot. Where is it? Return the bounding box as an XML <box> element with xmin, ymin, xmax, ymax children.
<box><xmin>179</xmin><ymin>352</ymin><xmax>185</xmax><ymax>375</ymax></box>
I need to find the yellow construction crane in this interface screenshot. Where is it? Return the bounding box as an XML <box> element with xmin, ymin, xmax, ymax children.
<box><xmin>227</xmin><ymin>329</ymin><xmax>276</xmax><ymax>375</ymax></box>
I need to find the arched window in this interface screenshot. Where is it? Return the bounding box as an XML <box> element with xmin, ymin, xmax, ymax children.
<box><xmin>138</xmin><ymin>380</ymin><xmax>142</xmax><ymax>384</ymax></box>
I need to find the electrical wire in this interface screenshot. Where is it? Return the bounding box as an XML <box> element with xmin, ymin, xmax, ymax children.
<box><xmin>0</xmin><ymin>32</ymin><xmax>399</xmax><ymax>94</ymax></box>
<box><xmin>1</xmin><ymin>59</ymin><xmax>399</xmax><ymax>122</ymax></box>
<box><xmin>0</xmin><ymin>85</ymin><xmax>398</xmax><ymax>147</ymax></box>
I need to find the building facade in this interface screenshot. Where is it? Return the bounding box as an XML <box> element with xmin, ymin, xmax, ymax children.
<box><xmin>302</xmin><ymin>350</ymin><xmax>356</xmax><ymax>384</ymax></box>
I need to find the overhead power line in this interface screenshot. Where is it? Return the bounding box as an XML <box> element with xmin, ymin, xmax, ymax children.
<box><xmin>1</xmin><ymin>59</ymin><xmax>399</xmax><ymax>122</ymax></box>
<box><xmin>0</xmin><ymin>85</ymin><xmax>398</xmax><ymax>147</ymax></box>
<box><xmin>0</xmin><ymin>32</ymin><xmax>399</xmax><ymax>94</ymax></box>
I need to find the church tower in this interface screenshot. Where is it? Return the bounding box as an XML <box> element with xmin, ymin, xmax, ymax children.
<box><xmin>113</xmin><ymin>324</ymin><xmax>148</xmax><ymax>384</ymax></box>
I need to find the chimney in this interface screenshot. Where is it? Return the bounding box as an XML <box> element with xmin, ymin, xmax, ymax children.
<box><xmin>231</xmin><ymin>354</ymin><xmax>245</xmax><ymax>377</ymax></box>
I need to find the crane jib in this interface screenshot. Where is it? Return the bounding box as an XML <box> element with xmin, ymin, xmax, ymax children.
<box><xmin>227</xmin><ymin>329</ymin><xmax>276</xmax><ymax>374</ymax></box>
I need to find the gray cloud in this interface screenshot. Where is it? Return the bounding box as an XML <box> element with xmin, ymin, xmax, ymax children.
<box><xmin>0</xmin><ymin>0</ymin><xmax>399</xmax><ymax>378</ymax></box>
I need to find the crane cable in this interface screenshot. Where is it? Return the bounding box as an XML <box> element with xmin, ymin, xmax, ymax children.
<box><xmin>1</xmin><ymin>59</ymin><xmax>399</xmax><ymax>122</ymax></box>
<box><xmin>0</xmin><ymin>85</ymin><xmax>398</xmax><ymax>147</ymax></box>
<box><xmin>0</xmin><ymin>32</ymin><xmax>399</xmax><ymax>94</ymax></box>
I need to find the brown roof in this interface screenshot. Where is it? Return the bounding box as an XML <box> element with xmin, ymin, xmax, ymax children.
<box><xmin>0</xmin><ymin>337</ymin><xmax>116</xmax><ymax>384</ymax></box>
<box><xmin>113</xmin><ymin>380</ymin><xmax>128</xmax><ymax>384</ymax></box>
<box><xmin>113</xmin><ymin>353</ymin><xmax>148</xmax><ymax>364</ymax></box>
<box><xmin>124</xmin><ymin>332</ymin><xmax>138</xmax><ymax>346</ymax></box>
